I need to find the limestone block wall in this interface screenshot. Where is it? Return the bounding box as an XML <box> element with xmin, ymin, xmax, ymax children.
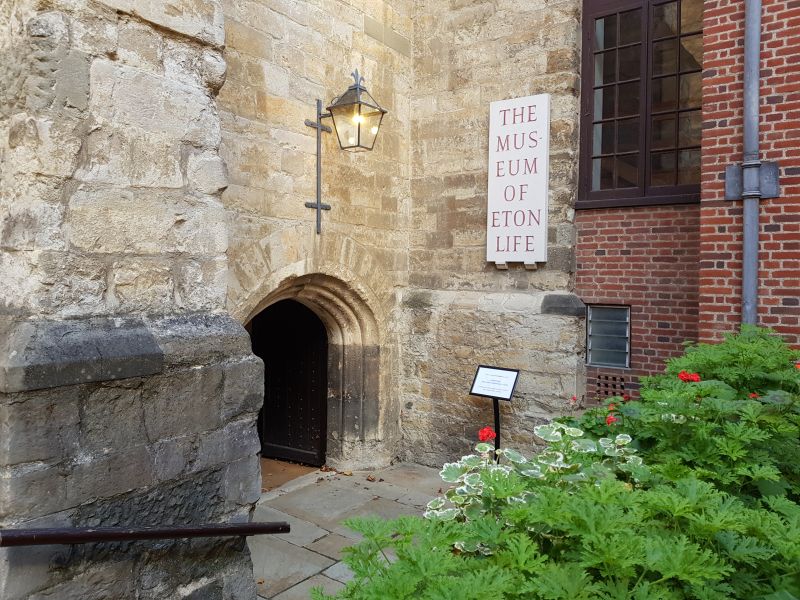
<box><xmin>1</xmin><ymin>3</ymin><xmax>264</xmax><ymax>598</ymax></box>
<box><xmin>218</xmin><ymin>0</ymin><xmax>414</xmax><ymax>468</ymax></box>
<box><xmin>0</xmin><ymin>314</ymin><xmax>262</xmax><ymax>599</ymax></box>
<box><xmin>401</xmin><ymin>0</ymin><xmax>586</xmax><ymax>464</ymax></box>
<box><xmin>1</xmin><ymin>0</ymin><xmax>229</xmax><ymax>318</ymax></box>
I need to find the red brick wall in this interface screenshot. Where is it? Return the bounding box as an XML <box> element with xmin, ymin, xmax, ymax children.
<box><xmin>575</xmin><ymin>205</ymin><xmax>701</xmax><ymax>401</ymax></box>
<box><xmin>701</xmin><ymin>0</ymin><xmax>800</xmax><ymax>344</ymax></box>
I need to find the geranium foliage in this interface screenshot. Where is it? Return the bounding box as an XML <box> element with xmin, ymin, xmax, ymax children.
<box><xmin>314</xmin><ymin>327</ymin><xmax>800</xmax><ymax>600</ymax></box>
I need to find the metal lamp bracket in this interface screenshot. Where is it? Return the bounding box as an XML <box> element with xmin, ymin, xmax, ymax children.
<box><xmin>304</xmin><ymin>99</ymin><xmax>333</xmax><ymax>234</ymax></box>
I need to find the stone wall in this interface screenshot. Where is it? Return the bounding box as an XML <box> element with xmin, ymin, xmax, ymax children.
<box><xmin>1</xmin><ymin>0</ymin><xmax>229</xmax><ymax>318</ymax></box>
<box><xmin>0</xmin><ymin>314</ymin><xmax>262</xmax><ymax>599</ymax></box>
<box><xmin>1</xmin><ymin>2</ymin><xmax>264</xmax><ymax>598</ymax></box>
<box><xmin>217</xmin><ymin>0</ymin><xmax>414</xmax><ymax>468</ymax></box>
<box><xmin>400</xmin><ymin>0</ymin><xmax>586</xmax><ymax>463</ymax></box>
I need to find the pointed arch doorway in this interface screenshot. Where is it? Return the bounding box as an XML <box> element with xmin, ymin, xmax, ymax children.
<box><xmin>249</xmin><ymin>299</ymin><xmax>328</xmax><ymax>466</ymax></box>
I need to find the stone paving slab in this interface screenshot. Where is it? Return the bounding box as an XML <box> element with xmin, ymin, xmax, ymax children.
<box><xmin>248</xmin><ymin>462</ymin><xmax>440</xmax><ymax>598</ymax></box>
<box><xmin>340</xmin><ymin>496</ymin><xmax>422</xmax><ymax>522</ymax></box>
<box><xmin>252</xmin><ymin>504</ymin><xmax>328</xmax><ymax>547</ymax></box>
<box><xmin>271</xmin><ymin>575</ymin><xmax>344</xmax><ymax>600</ymax></box>
<box><xmin>268</xmin><ymin>482</ymin><xmax>376</xmax><ymax>530</ymax></box>
<box><xmin>250</xmin><ymin>537</ymin><xmax>335</xmax><ymax>598</ymax></box>
<box><xmin>322</xmin><ymin>561</ymin><xmax>354</xmax><ymax>584</ymax></box>
<box><xmin>374</xmin><ymin>463</ymin><xmax>443</xmax><ymax>495</ymax></box>
<box><xmin>305</xmin><ymin>533</ymin><xmax>354</xmax><ymax>561</ymax></box>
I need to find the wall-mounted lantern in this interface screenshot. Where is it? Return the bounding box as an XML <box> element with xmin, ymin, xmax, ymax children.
<box><xmin>304</xmin><ymin>70</ymin><xmax>387</xmax><ymax>234</ymax></box>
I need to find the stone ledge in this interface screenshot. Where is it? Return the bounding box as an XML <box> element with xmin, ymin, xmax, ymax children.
<box><xmin>145</xmin><ymin>312</ymin><xmax>252</xmax><ymax>366</ymax></box>
<box><xmin>0</xmin><ymin>312</ymin><xmax>253</xmax><ymax>393</ymax></box>
<box><xmin>0</xmin><ymin>317</ymin><xmax>164</xmax><ymax>393</ymax></box>
<box><xmin>540</xmin><ymin>293</ymin><xmax>586</xmax><ymax>317</ymax></box>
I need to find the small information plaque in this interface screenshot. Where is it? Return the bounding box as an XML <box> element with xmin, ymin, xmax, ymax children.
<box><xmin>470</xmin><ymin>365</ymin><xmax>520</xmax><ymax>401</ymax></box>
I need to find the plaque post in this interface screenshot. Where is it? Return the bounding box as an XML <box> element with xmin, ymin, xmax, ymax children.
<box><xmin>469</xmin><ymin>365</ymin><xmax>520</xmax><ymax>463</ymax></box>
<box><xmin>493</xmin><ymin>396</ymin><xmax>501</xmax><ymax>461</ymax></box>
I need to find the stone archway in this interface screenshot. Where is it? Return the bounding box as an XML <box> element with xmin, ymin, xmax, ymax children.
<box><xmin>244</xmin><ymin>273</ymin><xmax>385</xmax><ymax>470</ymax></box>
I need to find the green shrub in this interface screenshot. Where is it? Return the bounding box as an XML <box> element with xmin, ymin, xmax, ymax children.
<box><xmin>573</xmin><ymin>326</ymin><xmax>800</xmax><ymax>501</ymax></box>
<box><xmin>316</xmin><ymin>328</ymin><xmax>800</xmax><ymax>600</ymax></box>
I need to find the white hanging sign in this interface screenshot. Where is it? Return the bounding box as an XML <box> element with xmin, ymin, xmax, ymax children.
<box><xmin>486</xmin><ymin>94</ymin><xmax>550</xmax><ymax>267</ymax></box>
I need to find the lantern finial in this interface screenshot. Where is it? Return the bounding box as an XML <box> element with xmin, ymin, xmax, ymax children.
<box><xmin>351</xmin><ymin>69</ymin><xmax>364</xmax><ymax>88</ymax></box>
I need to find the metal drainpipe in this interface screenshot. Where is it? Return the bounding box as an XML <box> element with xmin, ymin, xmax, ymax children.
<box><xmin>741</xmin><ymin>0</ymin><xmax>762</xmax><ymax>325</ymax></box>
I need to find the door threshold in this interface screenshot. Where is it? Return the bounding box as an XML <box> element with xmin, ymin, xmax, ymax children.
<box><xmin>259</xmin><ymin>457</ymin><xmax>317</xmax><ymax>493</ymax></box>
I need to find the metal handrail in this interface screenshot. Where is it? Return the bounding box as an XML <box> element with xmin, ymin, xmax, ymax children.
<box><xmin>0</xmin><ymin>522</ymin><xmax>290</xmax><ymax>547</ymax></box>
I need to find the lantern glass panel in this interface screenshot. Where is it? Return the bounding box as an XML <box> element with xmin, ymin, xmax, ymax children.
<box><xmin>329</xmin><ymin>103</ymin><xmax>361</xmax><ymax>150</ymax></box>
<box><xmin>359</xmin><ymin>108</ymin><xmax>384</xmax><ymax>150</ymax></box>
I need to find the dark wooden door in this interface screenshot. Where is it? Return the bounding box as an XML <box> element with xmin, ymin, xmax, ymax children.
<box><xmin>250</xmin><ymin>300</ymin><xmax>327</xmax><ymax>466</ymax></box>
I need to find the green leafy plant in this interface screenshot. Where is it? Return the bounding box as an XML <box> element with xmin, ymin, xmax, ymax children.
<box><xmin>571</xmin><ymin>327</ymin><xmax>800</xmax><ymax>501</ymax></box>
<box><xmin>315</xmin><ymin>327</ymin><xmax>800</xmax><ymax>600</ymax></box>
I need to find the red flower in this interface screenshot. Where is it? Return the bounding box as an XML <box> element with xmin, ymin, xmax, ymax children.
<box><xmin>795</xmin><ymin>363</ymin><xmax>800</xmax><ymax>370</ymax></box>
<box><xmin>570</xmin><ymin>395</ymin><xmax>578</xmax><ymax>404</ymax></box>
<box><xmin>622</xmin><ymin>394</ymin><xmax>631</xmax><ymax>402</ymax></box>
<box><xmin>749</xmin><ymin>392</ymin><xmax>759</xmax><ymax>398</ymax></box>
<box><xmin>606</xmin><ymin>414</ymin><xmax>618</xmax><ymax>425</ymax></box>
<box><xmin>478</xmin><ymin>427</ymin><xmax>496</xmax><ymax>442</ymax></box>
<box><xmin>607</xmin><ymin>403</ymin><xmax>617</xmax><ymax>411</ymax></box>
<box><xmin>678</xmin><ymin>370</ymin><xmax>701</xmax><ymax>382</ymax></box>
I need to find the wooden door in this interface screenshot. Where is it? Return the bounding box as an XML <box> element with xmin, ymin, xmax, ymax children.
<box><xmin>250</xmin><ymin>300</ymin><xmax>328</xmax><ymax>466</ymax></box>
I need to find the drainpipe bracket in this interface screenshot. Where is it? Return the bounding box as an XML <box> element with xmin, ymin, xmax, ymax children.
<box><xmin>724</xmin><ymin>161</ymin><xmax>781</xmax><ymax>201</ymax></box>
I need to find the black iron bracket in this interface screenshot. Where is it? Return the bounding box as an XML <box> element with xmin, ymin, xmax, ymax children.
<box><xmin>304</xmin><ymin>99</ymin><xmax>333</xmax><ymax>234</ymax></box>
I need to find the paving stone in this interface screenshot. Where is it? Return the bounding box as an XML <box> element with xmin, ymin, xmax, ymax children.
<box><xmin>305</xmin><ymin>534</ymin><xmax>354</xmax><ymax>561</ymax></box>
<box><xmin>322</xmin><ymin>562</ymin><xmax>354</xmax><ymax>584</ymax></box>
<box><xmin>395</xmin><ymin>488</ymin><xmax>438</xmax><ymax>508</ymax></box>
<box><xmin>267</xmin><ymin>482</ymin><xmax>374</xmax><ymax>529</ymax></box>
<box><xmin>330</xmin><ymin>498</ymin><xmax>421</xmax><ymax>540</ymax></box>
<box><xmin>324</xmin><ymin>474</ymin><xmax>406</xmax><ymax>501</ymax></box>
<box><xmin>271</xmin><ymin>575</ymin><xmax>344</xmax><ymax>600</ymax></box>
<box><xmin>252</xmin><ymin>504</ymin><xmax>329</xmax><ymax>547</ymax></box>
<box><xmin>372</xmin><ymin>464</ymin><xmax>443</xmax><ymax>496</ymax></box>
<box><xmin>341</xmin><ymin>497</ymin><xmax>422</xmax><ymax>521</ymax></box>
<box><xmin>249</xmin><ymin>537</ymin><xmax>334</xmax><ymax>598</ymax></box>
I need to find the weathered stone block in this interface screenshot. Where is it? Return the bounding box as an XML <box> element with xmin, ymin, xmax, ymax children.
<box><xmin>109</xmin><ymin>260</ymin><xmax>174</xmax><ymax>312</ymax></box>
<box><xmin>89</xmin><ymin>59</ymin><xmax>220</xmax><ymax>148</ymax></box>
<box><xmin>5</xmin><ymin>114</ymin><xmax>83</xmax><ymax>178</ymax></box>
<box><xmin>541</xmin><ymin>293</ymin><xmax>586</xmax><ymax>317</ymax></box>
<box><xmin>95</xmin><ymin>0</ymin><xmax>224</xmax><ymax>47</ymax></box>
<box><xmin>0</xmin><ymin>317</ymin><xmax>163</xmax><ymax>393</ymax></box>
<box><xmin>222</xmin><ymin>455</ymin><xmax>261</xmax><ymax>509</ymax></box>
<box><xmin>175</xmin><ymin>258</ymin><xmax>228</xmax><ymax>312</ymax></box>
<box><xmin>222</xmin><ymin>356</ymin><xmax>263</xmax><ymax>420</ymax></box>
<box><xmin>193</xmin><ymin>418</ymin><xmax>260</xmax><ymax>473</ymax></box>
<box><xmin>79</xmin><ymin>385</ymin><xmax>147</xmax><ymax>455</ymax></box>
<box><xmin>0</xmin><ymin>387</ymin><xmax>80</xmax><ymax>465</ymax></box>
<box><xmin>66</xmin><ymin>444</ymin><xmax>156</xmax><ymax>509</ymax></box>
<box><xmin>146</xmin><ymin>313</ymin><xmax>253</xmax><ymax>367</ymax></box>
<box><xmin>0</xmin><ymin>463</ymin><xmax>68</xmax><ymax>521</ymax></box>
<box><xmin>76</xmin><ymin>125</ymin><xmax>184</xmax><ymax>188</ymax></box>
<box><xmin>187</xmin><ymin>151</ymin><xmax>229</xmax><ymax>194</ymax></box>
<box><xmin>36</xmin><ymin>252</ymin><xmax>108</xmax><ymax>316</ymax></box>
<box><xmin>67</xmin><ymin>188</ymin><xmax>228</xmax><ymax>256</ymax></box>
<box><xmin>151</xmin><ymin>436</ymin><xmax>196</xmax><ymax>482</ymax></box>
<box><xmin>117</xmin><ymin>20</ymin><xmax>163</xmax><ymax>70</ymax></box>
<box><xmin>142</xmin><ymin>366</ymin><xmax>223</xmax><ymax>441</ymax></box>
